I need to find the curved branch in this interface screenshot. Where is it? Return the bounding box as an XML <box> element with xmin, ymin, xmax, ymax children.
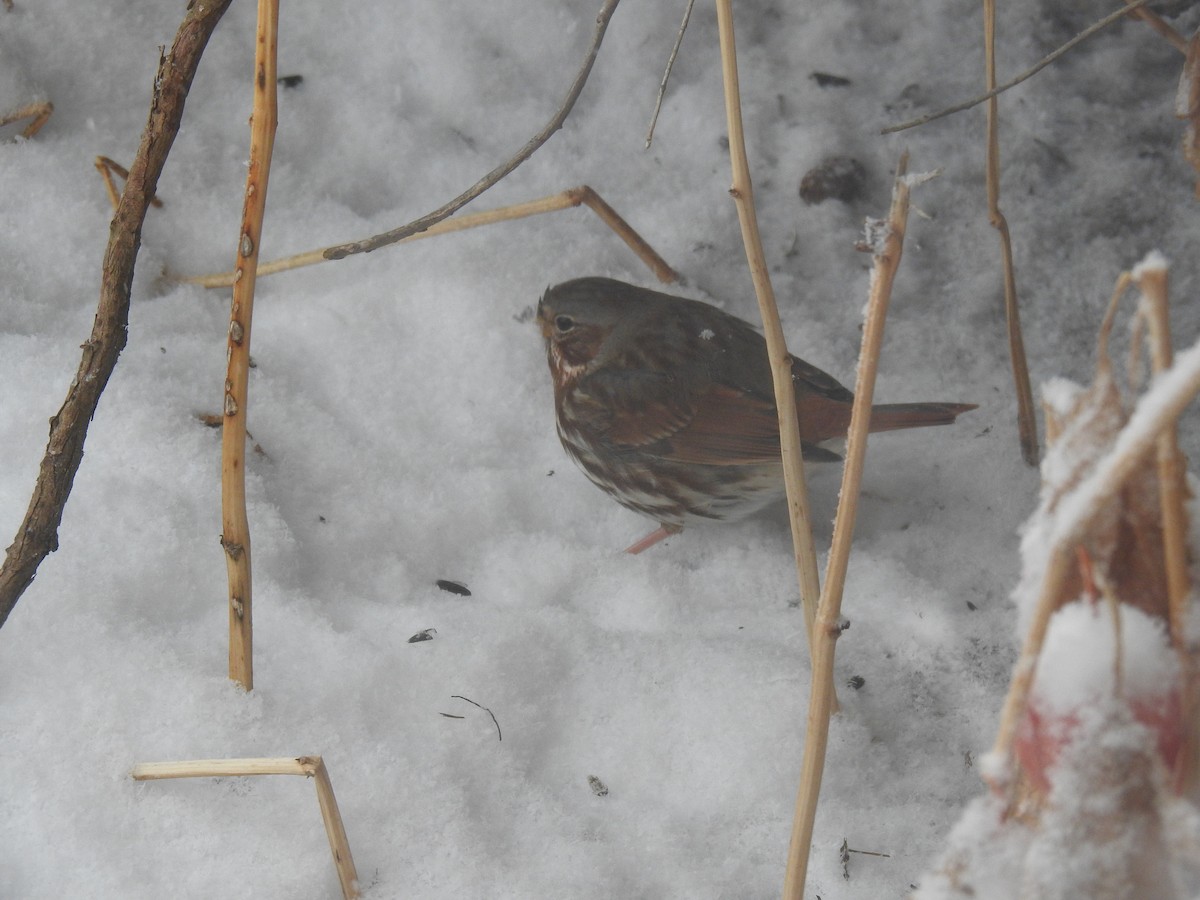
<box><xmin>0</xmin><ymin>0</ymin><xmax>234</xmax><ymax>627</ymax></box>
<box><xmin>322</xmin><ymin>0</ymin><xmax>622</xmax><ymax>260</ymax></box>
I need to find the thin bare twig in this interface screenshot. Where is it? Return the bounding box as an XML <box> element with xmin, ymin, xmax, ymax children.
<box><xmin>0</xmin><ymin>0</ymin><xmax>233</xmax><ymax>628</ymax></box>
<box><xmin>222</xmin><ymin>0</ymin><xmax>279</xmax><ymax>691</ymax></box>
<box><xmin>714</xmin><ymin>0</ymin><xmax>823</xmax><ymax>654</ymax></box>
<box><xmin>321</xmin><ymin>0</ymin><xmax>621</xmax><ymax>260</ymax></box>
<box><xmin>782</xmin><ymin>154</ymin><xmax>916</xmax><ymax>900</ymax></box>
<box><xmin>882</xmin><ymin>0</ymin><xmax>1156</xmax><ymax>135</ymax></box>
<box><xmin>451</xmin><ymin>695</ymin><xmax>502</xmax><ymax>741</ymax></box>
<box><xmin>644</xmin><ymin>0</ymin><xmax>696</xmax><ymax>149</ymax></box>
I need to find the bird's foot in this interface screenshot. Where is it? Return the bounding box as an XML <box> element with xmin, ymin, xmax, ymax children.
<box><xmin>624</xmin><ymin>524</ymin><xmax>682</xmax><ymax>555</ymax></box>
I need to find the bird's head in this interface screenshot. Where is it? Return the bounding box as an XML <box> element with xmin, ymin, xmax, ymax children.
<box><xmin>537</xmin><ymin>277</ymin><xmax>640</xmax><ymax>386</ymax></box>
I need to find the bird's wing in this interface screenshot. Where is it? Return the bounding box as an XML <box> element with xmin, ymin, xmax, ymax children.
<box><xmin>788</xmin><ymin>353</ymin><xmax>855</xmax><ymax>404</ymax></box>
<box><xmin>642</xmin><ymin>383</ymin><xmax>786</xmax><ymax>465</ymax></box>
<box><xmin>688</xmin><ymin>313</ymin><xmax>857</xmax><ymax>447</ymax></box>
<box><xmin>577</xmin><ymin>370</ymin><xmax>838</xmax><ymax>465</ymax></box>
<box><xmin>570</xmin><ymin>303</ymin><xmax>856</xmax><ymax>464</ymax></box>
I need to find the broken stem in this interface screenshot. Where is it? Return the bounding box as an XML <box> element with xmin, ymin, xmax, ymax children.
<box><xmin>132</xmin><ymin>755</ymin><xmax>360</xmax><ymax>899</ymax></box>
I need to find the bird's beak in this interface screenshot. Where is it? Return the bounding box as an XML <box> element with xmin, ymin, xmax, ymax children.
<box><xmin>536</xmin><ymin>293</ymin><xmax>554</xmax><ymax>340</ymax></box>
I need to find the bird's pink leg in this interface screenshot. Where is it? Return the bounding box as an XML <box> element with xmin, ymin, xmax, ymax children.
<box><xmin>624</xmin><ymin>524</ymin><xmax>682</xmax><ymax>555</ymax></box>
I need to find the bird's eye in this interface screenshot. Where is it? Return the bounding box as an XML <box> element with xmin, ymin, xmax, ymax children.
<box><xmin>554</xmin><ymin>315</ymin><xmax>576</xmax><ymax>333</ymax></box>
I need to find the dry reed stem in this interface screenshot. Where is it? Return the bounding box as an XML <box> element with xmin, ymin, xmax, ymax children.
<box><xmin>182</xmin><ymin>185</ymin><xmax>678</xmax><ymax>288</ymax></box>
<box><xmin>320</xmin><ymin>0</ymin><xmax>620</xmax><ymax>261</ymax></box>
<box><xmin>781</xmin><ymin>155</ymin><xmax>915</xmax><ymax>900</ymax></box>
<box><xmin>883</xmin><ymin>0</ymin><xmax>1158</xmax><ymax>135</ymax></box>
<box><xmin>1133</xmin><ymin>261</ymin><xmax>1197</xmax><ymax>792</ymax></box>
<box><xmin>714</xmin><ymin>0</ymin><xmax>822</xmax><ymax>659</ymax></box>
<box><xmin>132</xmin><ymin>755</ymin><xmax>360</xmax><ymax>899</ymax></box>
<box><xmin>94</xmin><ymin>156</ymin><xmax>164</xmax><ymax>212</ymax></box>
<box><xmin>133</xmin><ymin>756</ymin><xmax>318</xmax><ymax>779</ymax></box>
<box><xmin>0</xmin><ymin>100</ymin><xmax>53</xmax><ymax>139</ymax></box>
<box><xmin>0</xmin><ymin>0</ymin><xmax>233</xmax><ymax>628</ymax></box>
<box><xmin>222</xmin><ymin>0</ymin><xmax>279</xmax><ymax>691</ymax></box>
<box><xmin>984</xmin><ymin>0</ymin><xmax>1040</xmax><ymax>468</ymax></box>
<box><xmin>989</xmin><ymin>267</ymin><xmax>1200</xmax><ymax>783</ymax></box>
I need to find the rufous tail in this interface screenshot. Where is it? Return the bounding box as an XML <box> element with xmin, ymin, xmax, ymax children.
<box><xmin>867</xmin><ymin>402</ymin><xmax>977</xmax><ymax>434</ymax></box>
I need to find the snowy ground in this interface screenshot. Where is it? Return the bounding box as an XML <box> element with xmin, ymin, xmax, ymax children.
<box><xmin>2</xmin><ymin>0</ymin><xmax>1199</xmax><ymax>897</ymax></box>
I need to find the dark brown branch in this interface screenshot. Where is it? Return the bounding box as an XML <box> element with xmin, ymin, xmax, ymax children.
<box><xmin>322</xmin><ymin>0</ymin><xmax>621</xmax><ymax>260</ymax></box>
<box><xmin>0</xmin><ymin>0</ymin><xmax>234</xmax><ymax>628</ymax></box>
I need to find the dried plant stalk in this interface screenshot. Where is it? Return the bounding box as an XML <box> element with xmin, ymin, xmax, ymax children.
<box><xmin>714</xmin><ymin>0</ymin><xmax>822</xmax><ymax>651</ymax></box>
<box><xmin>132</xmin><ymin>756</ymin><xmax>316</xmax><ymax>779</ymax></box>
<box><xmin>1133</xmin><ymin>261</ymin><xmax>1197</xmax><ymax>792</ymax></box>
<box><xmin>983</xmin><ymin>0</ymin><xmax>1039</xmax><ymax>468</ymax></box>
<box><xmin>1135</xmin><ymin>265</ymin><xmax>1190</xmax><ymax>639</ymax></box>
<box><xmin>990</xmin><ymin>277</ymin><xmax>1200</xmax><ymax>778</ymax></box>
<box><xmin>222</xmin><ymin>0</ymin><xmax>279</xmax><ymax>691</ymax></box>
<box><xmin>644</xmin><ymin>0</ymin><xmax>696</xmax><ymax>149</ymax></box>
<box><xmin>182</xmin><ymin>185</ymin><xmax>678</xmax><ymax>288</ymax></box>
<box><xmin>132</xmin><ymin>755</ymin><xmax>360</xmax><ymax>899</ymax></box>
<box><xmin>782</xmin><ymin>155</ymin><xmax>916</xmax><ymax>900</ymax></box>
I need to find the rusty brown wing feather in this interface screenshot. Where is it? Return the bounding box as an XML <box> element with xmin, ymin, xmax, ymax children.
<box><xmin>575</xmin><ymin>305</ymin><xmax>851</xmax><ymax>464</ymax></box>
<box><xmin>577</xmin><ymin>369</ymin><xmax>799</xmax><ymax>465</ymax></box>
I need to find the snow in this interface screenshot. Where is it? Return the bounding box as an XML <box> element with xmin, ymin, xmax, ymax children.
<box><xmin>1133</xmin><ymin>248</ymin><xmax>1171</xmax><ymax>278</ymax></box>
<box><xmin>1045</xmin><ymin>330</ymin><xmax>1200</xmax><ymax>562</ymax></box>
<box><xmin>923</xmin><ymin>701</ymin><xmax>1181</xmax><ymax>900</ymax></box>
<box><xmin>1033</xmin><ymin>601</ymin><xmax>1178</xmax><ymax>715</ymax></box>
<box><xmin>3</xmin><ymin>0</ymin><xmax>1200</xmax><ymax>898</ymax></box>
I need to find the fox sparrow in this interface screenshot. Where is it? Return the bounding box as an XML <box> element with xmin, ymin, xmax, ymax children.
<box><xmin>538</xmin><ymin>277</ymin><xmax>975</xmax><ymax>553</ymax></box>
